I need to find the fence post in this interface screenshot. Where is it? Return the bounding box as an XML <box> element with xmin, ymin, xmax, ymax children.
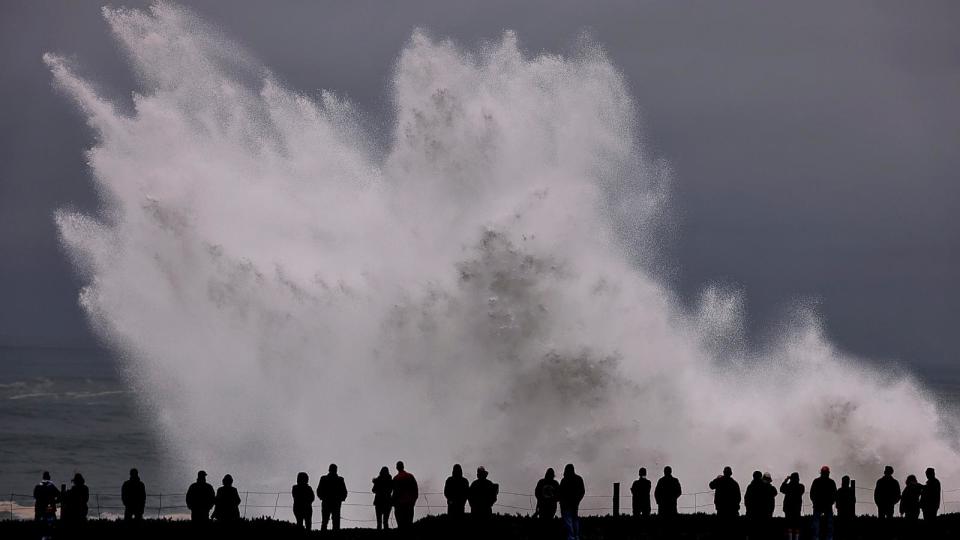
<box><xmin>693</xmin><ymin>492</ymin><xmax>697</xmax><ymax>513</ymax></box>
<box><xmin>613</xmin><ymin>482</ymin><xmax>620</xmax><ymax>517</ymax></box>
<box><xmin>273</xmin><ymin>492</ymin><xmax>280</xmax><ymax>518</ymax></box>
<box><xmin>158</xmin><ymin>494</ymin><xmax>162</xmax><ymax>519</ymax></box>
<box><xmin>243</xmin><ymin>491</ymin><xmax>248</xmax><ymax>519</ymax></box>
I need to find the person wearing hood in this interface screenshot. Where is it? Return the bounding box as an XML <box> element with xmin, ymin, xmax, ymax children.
<box><xmin>33</xmin><ymin>471</ymin><xmax>60</xmax><ymax>522</ymax></box>
<box><xmin>535</xmin><ymin>468</ymin><xmax>560</xmax><ymax>520</ymax></box>
<box><xmin>559</xmin><ymin>464</ymin><xmax>585</xmax><ymax>540</ymax></box>
<box><xmin>213</xmin><ymin>474</ymin><xmax>241</xmax><ymax>522</ymax></box>
<box><xmin>744</xmin><ymin>471</ymin><xmax>769</xmax><ymax>538</ymax></box>
<box><xmin>444</xmin><ymin>464</ymin><xmax>470</xmax><ymax>517</ymax></box>
<box><xmin>292</xmin><ymin>472</ymin><xmax>315</xmax><ymax>530</ymax></box>
<box><xmin>122</xmin><ymin>468</ymin><xmax>146</xmax><ymax>521</ymax></box>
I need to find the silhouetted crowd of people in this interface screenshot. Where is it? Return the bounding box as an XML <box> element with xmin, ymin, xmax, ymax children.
<box><xmin>30</xmin><ymin>461</ymin><xmax>946</xmax><ymax>540</ymax></box>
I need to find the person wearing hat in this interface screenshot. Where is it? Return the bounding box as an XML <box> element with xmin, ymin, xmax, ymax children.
<box><xmin>760</xmin><ymin>473</ymin><xmax>777</xmax><ymax>519</ymax></box>
<box><xmin>468</xmin><ymin>466</ymin><xmax>498</xmax><ymax>520</ymax></box>
<box><xmin>186</xmin><ymin>470</ymin><xmax>215</xmax><ymax>522</ymax></box>
<box><xmin>873</xmin><ymin>465</ymin><xmax>901</xmax><ymax>519</ymax></box>
<box><xmin>810</xmin><ymin>466</ymin><xmax>837</xmax><ymax>540</ymax></box>
<box><xmin>62</xmin><ymin>472</ymin><xmax>90</xmax><ymax>522</ymax></box>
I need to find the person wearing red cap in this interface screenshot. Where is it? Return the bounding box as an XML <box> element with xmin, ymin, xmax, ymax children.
<box><xmin>810</xmin><ymin>466</ymin><xmax>837</xmax><ymax>540</ymax></box>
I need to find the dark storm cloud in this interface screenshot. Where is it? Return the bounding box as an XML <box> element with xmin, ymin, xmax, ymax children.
<box><xmin>1</xmin><ymin>1</ymin><xmax>957</xmax><ymax>377</ymax></box>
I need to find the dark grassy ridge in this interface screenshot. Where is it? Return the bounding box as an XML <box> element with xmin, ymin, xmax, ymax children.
<box><xmin>1</xmin><ymin>514</ymin><xmax>957</xmax><ymax>539</ymax></box>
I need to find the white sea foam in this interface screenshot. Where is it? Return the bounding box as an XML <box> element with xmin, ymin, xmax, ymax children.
<box><xmin>46</xmin><ymin>3</ymin><xmax>959</xmax><ymax>499</ymax></box>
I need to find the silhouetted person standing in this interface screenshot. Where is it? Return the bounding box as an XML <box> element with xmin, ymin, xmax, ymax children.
<box><xmin>559</xmin><ymin>464</ymin><xmax>585</xmax><ymax>540</ymax></box>
<box><xmin>899</xmin><ymin>475</ymin><xmax>921</xmax><ymax>520</ymax></box>
<box><xmin>761</xmin><ymin>472</ymin><xmax>777</xmax><ymax>519</ymax></box>
<box><xmin>445</xmin><ymin>464</ymin><xmax>469</xmax><ymax>517</ymax></box>
<box><xmin>874</xmin><ymin>466</ymin><xmax>900</xmax><ymax>519</ymax></box>
<box><xmin>836</xmin><ymin>475</ymin><xmax>855</xmax><ymax>520</ymax></box>
<box><xmin>122</xmin><ymin>468</ymin><xmax>146</xmax><ymax>521</ymax></box>
<box><xmin>710</xmin><ymin>466</ymin><xmax>742</xmax><ymax>517</ymax></box>
<box><xmin>212</xmin><ymin>474</ymin><xmax>241</xmax><ymax>522</ymax></box>
<box><xmin>835</xmin><ymin>475</ymin><xmax>855</xmax><ymax>539</ymax></box>
<box><xmin>780</xmin><ymin>472</ymin><xmax>805</xmax><ymax>540</ymax></box>
<box><xmin>292</xmin><ymin>472</ymin><xmax>315</xmax><ymax>530</ymax></box>
<box><xmin>921</xmin><ymin>467</ymin><xmax>940</xmax><ymax>520</ymax></box>
<box><xmin>186</xmin><ymin>470</ymin><xmax>215</xmax><ymax>522</ymax></box>
<box><xmin>535</xmin><ymin>468</ymin><xmax>560</xmax><ymax>520</ymax></box>
<box><xmin>810</xmin><ymin>466</ymin><xmax>837</xmax><ymax>540</ymax></box>
<box><xmin>392</xmin><ymin>461</ymin><xmax>419</xmax><ymax>530</ymax></box>
<box><xmin>468</xmin><ymin>466</ymin><xmax>498</xmax><ymax>520</ymax></box>
<box><xmin>33</xmin><ymin>471</ymin><xmax>60</xmax><ymax>522</ymax></box>
<box><xmin>655</xmin><ymin>466</ymin><xmax>681</xmax><ymax>517</ymax></box>
<box><xmin>630</xmin><ymin>467</ymin><xmax>651</xmax><ymax>518</ymax></box>
<box><xmin>318</xmin><ymin>463</ymin><xmax>348</xmax><ymax>531</ymax></box>
<box><xmin>372</xmin><ymin>467</ymin><xmax>393</xmax><ymax>530</ymax></box>
<box><xmin>744</xmin><ymin>470</ymin><xmax>770</xmax><ymax>538</ymax></box>
<box><xmin>62</xmin><ymin>473</ymin><xmax>89</xmax><ymax>522</ymax></box>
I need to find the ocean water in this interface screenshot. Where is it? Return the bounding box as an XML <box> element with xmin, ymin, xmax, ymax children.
<box><xmin>0</xmin><ymin>346</ymin><xmax>169</xmax><ymax>500</ymax></box>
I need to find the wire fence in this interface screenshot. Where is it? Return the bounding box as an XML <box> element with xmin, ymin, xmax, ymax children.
<box><xmin>4</xmin><ymin>485</ymin><xmax>959</xmax><ymax>524</ymax></box>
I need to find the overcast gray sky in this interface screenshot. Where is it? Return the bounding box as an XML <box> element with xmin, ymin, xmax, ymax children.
<box><xmin>1</xmin><ymin>1</ymin><xmax>957</xmax><ymax>380</ymax></box>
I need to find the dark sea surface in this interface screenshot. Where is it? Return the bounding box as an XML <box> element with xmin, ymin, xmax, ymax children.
<box><xmin>0</xmin><ymin>346</ymin><xmax>173</xmax><ymax>500</ymax></box>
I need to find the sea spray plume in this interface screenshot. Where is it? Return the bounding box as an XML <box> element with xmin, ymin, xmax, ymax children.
<box><xmin>46</xmin><ymin>2</ymin><xmax>958</xmax><ymax>496</ymax></box>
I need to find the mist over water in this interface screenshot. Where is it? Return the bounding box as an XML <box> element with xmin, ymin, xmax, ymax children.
<box><xmin>46</xmin><ymin>3</ymin><xmax>958</xmax><ymax>496</ymax></box>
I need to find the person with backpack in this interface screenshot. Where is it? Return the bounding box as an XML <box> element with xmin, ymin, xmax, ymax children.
<box><xmin>33</xmin><ymin>471</ymin><xmax>60</xmax><ymax>522</ymax></box>
<box><xmin>535</xmin><ymin>468</ymin><xmax>560</xmax><ymax>520</ymax></box>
